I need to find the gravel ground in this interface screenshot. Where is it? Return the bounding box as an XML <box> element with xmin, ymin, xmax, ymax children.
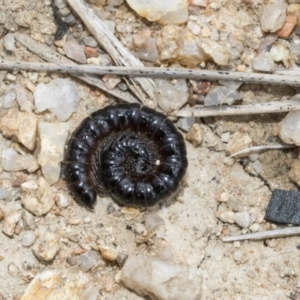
<box><xmin>0</xmin><ymin>0</ymin><xmax>300</xmax><ymax>299</ymax></box>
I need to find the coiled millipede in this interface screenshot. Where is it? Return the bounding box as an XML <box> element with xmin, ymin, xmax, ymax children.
<box><xmin>64</xmin><ymin>103</ymin><xmax>188</xmax><ymax>208</ymax></box>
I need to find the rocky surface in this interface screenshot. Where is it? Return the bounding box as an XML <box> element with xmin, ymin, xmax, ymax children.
<box><xmin>0</xmin><ymin>0</ymin><xmax>299</xmax><ymax>300</ymax></box>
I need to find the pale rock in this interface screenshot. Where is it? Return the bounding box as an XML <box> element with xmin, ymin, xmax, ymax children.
<box><xmin>99</xmin><ymin>246</ymin><xmax>119</xmax><ymax>261</ymax></box>
<box><xmin>99</xmin><ymin>54</ymin><xmax>112</xmax><ymax>66</ymax></box>
<box><xmin>234</xmin><ymin>212</ymin><xmax>251</xmax><ymax>228</ymax></box>
<box><xmin>15</xmin><ymin>10</ymin><xmax>32</xmax><ymax>28</ymax></box>
<box><xmin>8</xmin><ymin>262</ymin><xmax>19</xmax><ymax>275</ymax></box>
<box><xmin>102</xmin><ymin>75</ymin><xmax>122</xmax><ymax>90</ymax></box>
<box><xmin>132</xmin><ymin>35</ymin><xmax>160</xmax><ymax>62</ymax></box>
<box><xmin>187</xmin><ymin>21</ymin><xmax>201</xmax><ymax>35</ymax></box>
<box><xmin>270</xmin><ymin>43</ymin><xmax>291</xmax><ymax>67</ymax></box>
<box><xmin>0</xmin><ymin>187</ymin><xmax>11</xmax><ymax>200</ymax></box>
<box><xmin>204</xmin><ymin>86</ymin><xmax>241</xmax><ymax>106</ymax></box>
<box><xmin>226</xmin><ymin>133</ymin><xmax>252</xmax><ymax>156</ymax></box>
<box><xmin>215</xmin><ymin>211</ymin><xmax>235</xmax><ymax>224</ymax></box>
<box><xmin>251</xmin><ymin>160</ymin><xmax>262</xmax><ymax>174</ymax></box>
<box><xmin>177</xmin><ymin>117</ymin><xmax>195</xmax><ymax>132</ymax></box>
<box><xmin>21</xmin><ymin>177</ymin><xmax>55</xmax><ymax>216</ymax></box>
<box><xmin>0</xmin><ymin>108</ymin><xmax>37</xmax><ymax>150</ymax></box>
<box><xmin>5</xmin><ymin>73</ymin><xmax>16</xmax><ymax>82</ymax></box>
<box><xmin>2</xmin><ymin>211</ymin><xmax>21</xmax><ymax>236</ymax></box>
<box><xmin>20</xmin><ymin>269</ymin><xmax>98</xmax><ymax>300</ymax></box>
<box><xmin>63</xmin><ymin>40</ymin><xmax>87</xmax><ymax>63</ymax></box>
<box><xmin>77</xmin><ymin>250</ymin><xmax>99</xmax><ymax>272</ymax></box>
<box><xmin>32</xmin><ymin>231</ymin><xmax>60</xmax><ymax>262</ymax></box>
<box><xmin>186</xmin><ymin>123</ymin><xmax>203</xmax><ymax>146</ymax></box>
<box><xmin>56</xmin><ymin>191</ymin><xmax>70</xmax><ymax>208</ymax></box>
<box><xmin>82</xmin><ymin>36</ymin><xmax>98</xmax><ymax>47</ymax></box>
<box><xmin>198</xmin><ymin>39</ymin><xmax>230</xmax><ymax>66</ymax></box>
<box><xmin>177</xmin><ymin>30</ymin><xmax>207</xmax><ymax>67</ymax></box>
<box><xmin>15</xmin><ymin>83</ymin><xmax>34</xmax><ymax>112</ymax></box>
<box><xmin>38</xmin><ymin>122</ymin><xmax>70</xmax><ymax>185</ymax></box>
<box><xmin>157</xmin><ymin>25</ymin><xmax>181</xmax><ymax>60</ymax></box>
<box><xmin>2</xmin><ymin>88</ymin><xmax>16</xmax><ymax>108</ymax></box>
<box><xmin>221</xmin><ymin>132</ymin><xmax>230</xmax><ymax>143</ymax></box>
<box><xmin>121</xmin><ymin>254</ymin><xmax>203</xmax><ymax>300</ymax></box>
<box><xmin>1</xmin><ymin>148</ymin><xmax>39</xmax><ymax>173</ymax></box>
<box><xmin>252</xmin><ymin>52</ymin><xmax>275</xmax><ymax>73</ymax></box>
<box><xmin>249</xmin><ymin>223</ymin><xmax>260</xmax><ymax>232</ymax></box>
<box><xmin>144</xmin><ymin>213</ymin><xmax>165</xmax><ymax>233</ymax></box>
<box><xmin>22</xmin><ymin>210</ymin><xmax>36</xmax><ymax>230</ymax></box>
<box><xmin>279</xmin><ymin>110</ymin><xmax>300</xmax><ymax>145</ymax></box>
<box><xmin>155</xmin><ymin>78</ymin><xmax>188</xmax><ymax>113</ymax></box>
<box><xmin>261</xmin><ymin>2</ymin><xmax>287</xmax><ymax>32</ymax></box>
<box><xmin>22</xmin><ymin>230</ymin><xmax>36</xmax><ymax>247</ymax></box>
<box><xmin>126</xmin><ymin>0</ymin><xmax>188</xmax><ymax>25</ymax></box>
<box><xmin>233</xmin><ymin>250</ymin><xmax>243</xmax><ymax>262</ymax></box>
<box><xmin>3</xmin><ymin>33</ymin><xmax>15</xmax><ymax>52</ymax></box>
<box><xmin>34</xmin><ymin>78</ymin><xmax>80</xmax><ymax>121</ymax></box>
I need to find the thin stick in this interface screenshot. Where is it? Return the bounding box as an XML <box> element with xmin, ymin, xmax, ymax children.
<box><xmin>222</xmin><ymin>227</ymin><xmax>300</xmax><ymax>242</ymax></box>
<box><xmin>174</xmin><ymin>99</ymin><xmax>300</xmax><ymax>117</ymax></box>
<box><xmin>14</xmin><ymin>33</ymin><xmax>138</xmax><ymax>104</ymax></box>
<box><xmin>1</xmin><ymin>60</ymin><xmax>300</xmax><ymax>86</ymax></box>
<box><xmin>229</xmin><ymin>144</ymin><xmax>297</xmax><ymax>158</ymax></box>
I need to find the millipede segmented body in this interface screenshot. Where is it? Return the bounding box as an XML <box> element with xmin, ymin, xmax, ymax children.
<box><xmin>64</xmin><ymin>103</ymin><xmax>188</xmax><ymax>208</ymax></box>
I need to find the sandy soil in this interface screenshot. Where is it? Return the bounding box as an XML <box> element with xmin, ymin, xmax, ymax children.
<box><xmin>0</xmin><ymin>0</ymin><xmax>300</xmax><ymax>299</ymax></box>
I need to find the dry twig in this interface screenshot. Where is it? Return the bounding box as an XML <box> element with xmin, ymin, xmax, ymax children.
<box><xmin>14</xmin><ymin>33</ymin><xmax>138</xmax><ymax>104</ymax></box>
<box><xmin>229</xmin><ymin>144</ymin><xmax>297</xmax><ymax>158</ymax></box>
<box><xmin>174</xmin><ymin>97</ymin><xmax>300</xmax><ymax>117</ymax></box>
<box><xmin>222</xmin><ymin>227</ymin><xmax>300</xmax><ymax>242</ymax></box>
<box><xmin>0</xmin><ymin>60</ymin><xmax>299</xmax><ymax>86</ymax></box>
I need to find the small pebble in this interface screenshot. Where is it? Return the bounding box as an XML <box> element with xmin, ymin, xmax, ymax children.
<box><xmin>56</xmin><ymin>192</ymin><xmax>70</xmax><ymax>209</ymax></box>
<box><xmin>66</xmin><ymin>256</ymin><xmax>77</xmax><ymax>266</ymax></box>
<box><xmin>251</xmin><ymin>160</ymin><xmax>263</xmax><ymax>174</ymax></box>
<box><xmin>99</xmin><ymin>246</ymin><xmax>119</xmax><ymax>261</ymax></box>
<box><xmin>0</xmin><ymin>188</ymin><xmax>11</xmax><ymax>201</ymax></box>
<box><xmin>32</xmin><ymin>231</ymin><xmax>60</xmax><ymax>262</ymax></box>
<box><xmin>83</xmin><ymin>216</ymin><xmax>91</xmax><ymax>223</ymax></box>
<box><xmin>2</xmin><ymin>211</ymin><xmax>21</xmax><ymax>236</ymax></box>
<box><xmin>8</xmin><ymin>262</ymin><xmax>19</xmax><ymax>275</ymax></box>
<box><xmin>215</xmin><ymin>211</ymin><xmax>235</xmax><ymax>224</ymax></box>
<box><xmin>252</xmin><ymin>53</ymin><xmax>275</xmax><ymax>73</ymax></box>
<box><xmin>260</xmin><ymin>2</ymin><xmax>287</xmax><ymax>32</ymax></box>
<box><xmin>177</xmin><ymin>117</ymin><xmax>195</xmax><ymax>132</ymax></box>
<box><xmin>234</xmin><ymin>211</ymin><xmax>251</xmax><ymax>228</ymax></box>
<box><xmin>116</xmin><ymin>252</ymin><xmax>129</xmax><ymax>267</ymax></box>
<box><xmin>186</xmin><ymin>123</ymin><xmax>203</xmax><ymax>146</ymax></box>
<box><xmin>82</xmin><ymin>36</ymin><xmax>98</xmax><ymax>47</ymax></box>
<box><xmin>34</xmin><ymin>78</ymin><xmax>80</xmax><ymax>121</ymax></box>
<box><xmin>233</xmin><ymin>250</ymin><xmax>243</xmax><ymax>262</ymax></box>
<box><xmin>77</xmin><ymin>250</ymin><xmax>99</xmax><ymax>272</ymax></box>
<box><xmin>102</xmin><ymin>75</ymin><xmax>121</xmax><ymax>90</ymax></box>
<box><xmin>68</xmin><ymin>218</ymin><xmax>81</xmax><ymax>225</ymax></box>
<box><xmin>63</xmin><ymin>40</ymin><xmax>86</xmax><ymax>64</ymax></box>
<box><xmin>3</xmin><ymin>33</ymin><xmax>15</xmax><ymax>52</ymax></box>
<box><xmin>21</xmin><ymin>230</ymin><xmax>36</xmax><ymax>247</ymax></box>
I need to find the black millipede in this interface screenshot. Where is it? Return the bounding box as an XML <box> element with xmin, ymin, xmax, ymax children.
<box><xmin>63</xmin><ymin>103</ymin><xmax>188</xmax><ymax>208</ymax></box>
